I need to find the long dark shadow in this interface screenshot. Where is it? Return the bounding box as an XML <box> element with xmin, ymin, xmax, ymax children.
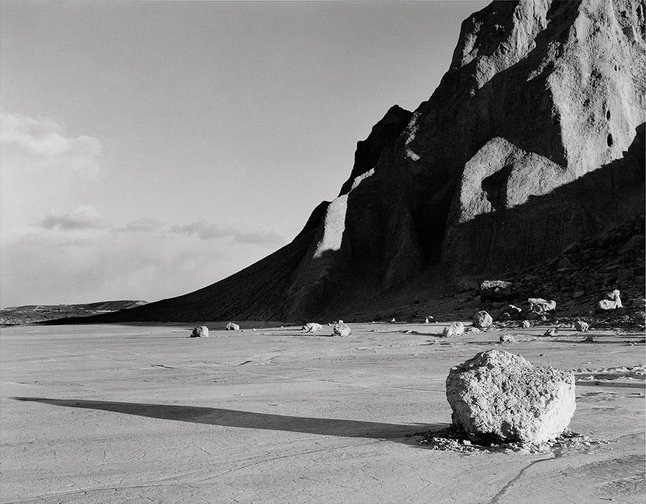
<box><xmin>13</xmin><ymin>397</ymin><xmax>443</xmax><ymax>443</ymax></box>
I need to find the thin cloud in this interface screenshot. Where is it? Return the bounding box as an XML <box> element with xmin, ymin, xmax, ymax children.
<box><xmin>37</xmin><ymin>205</ymin><xmax>106</xmax><ymax>231</ymax></box>
<box><xmin>120</xmin><ymin>218</ymin><xmax>164</xmax><ymax>233</ymax></box>
<box><xmin>0</xmin><ymin>112</ymin><xmax>102</xmax><ymax>176</ymax></box>
<box><xmin>171</xmin><ymin>220</ymin><xmax>285</xmax><ymax>246</ymax></box>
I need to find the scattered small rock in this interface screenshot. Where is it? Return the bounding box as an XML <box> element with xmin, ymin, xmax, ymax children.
<box><xmin>528</xmin><ymin>298</ymin><xmax>557</xmax><ymax>314</ymax></box>
<box><xmin>442</xmin><ymin>321</ymin><xmax>465</xmax><ymax>337</ymax></box>
<box><xmin>333</xmin><ymin>321</ymin><xmax>351</xmax><ymax>336</ymax></box>
<box><xmin>190</xmin><ymin>326</ymin><xmax>209</xmax><ymax>338</ymax></box>
<box><xmin>584</xmin><ymin>334</ymin><xmax>595</xmax><ymax>342</ymax></box>
<box><xmin>473</xmin><ymin>310</ymin><xmax>493</xmax><ymax>329</ymax></box>
<box><xmin>521</xmin><ymin>320</ymin><xmax>532</xmax><ymax>328</ymax></box>
<box><xmin>544</xmin><ymin>328</ymin><xmax>557</xmax><ymax>337</ymax></box>
<box><xmin>225</xmin><ymin>322</ymin><xmax>240</xmax><ymax>331</ymax></box>
<box><xmin>496</xmin><ymin>304</ymin><xmax>522</xmax><ymax>321</ymax></box>
<box><xmin>597</xmin><ymin>289</ymin><xmax>623</xmax><ymax>311</ymax></box>
<box><xmin>302</xmin><ymin>322</ymin><xmax>323</xmax><ymax>333</ymax></box>
<box><xmin>500</xmin><ymin>334</ymin><xmax>517</xmax><ymax>343</ymax></box>
<box><xmin>418</xmin><ymin>427</ymin><xmax>605</xmax><ymax>453</ymax></box>
<box><xmin>480</xmin><ymin>280</ymin><xmax>514</xmax><ymax>301</ymax></box>
<box><xmin>445</xmin><ymin>350</ymin><xmax>576</xmax><ymax>445</ymax></box>
<box><xmin>573</xmin><ymin>320</ymin><xmax>589</xmax><ymax>332</ymax></box>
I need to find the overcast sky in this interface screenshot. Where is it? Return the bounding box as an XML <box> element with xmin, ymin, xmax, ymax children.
<box><xmin>0</xmin><ymin>0</ymin><xmax>487</xmax><ymax>308</ymax></box>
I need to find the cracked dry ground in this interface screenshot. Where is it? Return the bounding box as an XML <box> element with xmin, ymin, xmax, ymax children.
<box><xmin>1</xmin><ymin>323</ymin><xmax>644</xmax><ymax>503</ymax></box>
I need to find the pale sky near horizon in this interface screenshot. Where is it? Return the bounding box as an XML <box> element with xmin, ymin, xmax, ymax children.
<box><xmin>0</xmin><ymin>0</ymin><xmax>488</xmax><ymax>308</ymax></box>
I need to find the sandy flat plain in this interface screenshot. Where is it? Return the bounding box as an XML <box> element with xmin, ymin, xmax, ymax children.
<box><xmin>1</xmin><ymin>322</ymin><xmax>644</xmax><ymax>504</ymax></box>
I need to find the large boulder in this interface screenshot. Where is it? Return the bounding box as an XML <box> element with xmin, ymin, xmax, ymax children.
<box><xmin>480</xmin><ymin>280</ymin><xmax>514</xmax><ymax>301</ymax></box>
<box><xmin>446</xmin><ymin>350</ymin><xmax>575</xmax><ymax>445</ymax></box>
<box><xmin>190</xmin><ymin>326</ymin><xmax>209</xmax><ymax>338</ymax></box>
<box><xmin>442</xmin><ymin>321</ymin><xmax>465</xmax><ymax>337</ymax></box>
<box><xmin>472</xmin><ymin>310</ymin><xmax>493</xmax><ymax>329</ymax></box>
<box><xmin>225</xmin><ymin>322</ymin><xmax>240</xmax><ymax>331</ymax></box>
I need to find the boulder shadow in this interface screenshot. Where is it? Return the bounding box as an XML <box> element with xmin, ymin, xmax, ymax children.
<box><xmin>13</xmin><ymin>397</ymin><xmax>444</xmax><ymax>445</ymax></box>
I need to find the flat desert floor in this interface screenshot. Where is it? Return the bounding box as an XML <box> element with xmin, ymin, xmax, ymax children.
<box><xmin>1</xmin><ymin>322</ymin><xmax>644</xmax><ymax>503</ymax></box>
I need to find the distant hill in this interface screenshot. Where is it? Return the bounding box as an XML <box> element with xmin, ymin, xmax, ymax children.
<box><xmin>0</xmin><ymin>300</ymin><xmax>147</xmax><ymax>326</ymax></box>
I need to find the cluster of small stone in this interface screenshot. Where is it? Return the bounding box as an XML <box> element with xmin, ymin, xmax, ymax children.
<box><xmin>418</xmin><ymin>427</ymin><xmax>606</xmax><ymax>454</ymax></box>
<box><xmin>507</xmin><ymin>214</ymin><xmax>644</xmax><ymax>309</ymax></box>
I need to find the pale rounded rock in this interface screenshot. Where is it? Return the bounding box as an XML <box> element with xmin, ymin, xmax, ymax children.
<box><xmin>190</xmin><ymin>326</ymin><xmax>209</xmax><ymax>338</ymax></box>
<box><xmin>225</xmin><ymin>322</ymin><xmax>240</xmax><ymax>331</ymax></box>
<box><xmin>528</xmin><ymin>298</ymin><xmax>557</xmax><ymax>314</ymax></box>
<box><xmin>446</xmin><ymin>350</ymin><xmax>576</xmax><ymax>445</ymax></box>
<box><xmin>442</xmin><ymin>321</ymin><xmax>465</xmax><ymax>337</ymax></box>
<box><xmin>333</xmin><ymin>322</ymin><xmax>351</xmax><ymax>336</ymax></box>
<box><xmin>573</xmin><ymin>320</ymin><xmax>589</xmax><ymax>332</ymax></box>
<box><xmin>302</xmin><ymin>322</ymin><xmax>323</xmax><ymax>333</ymax></box>
<box><xmin>473</xmin><ymin>310</ymin><xmax>493</xmax><ymax>329</ymax></box>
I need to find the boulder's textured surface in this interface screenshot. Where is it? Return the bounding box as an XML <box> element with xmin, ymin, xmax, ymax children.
<box><xmin>442</xmin><ymin>321</ymin><xmax>465</xmax><ymax>338</ymax></box>
<box><xmin>60</xmin><ymin>0</ymin><xmax>646</xmax><ymax>324</ymax></box>
<box><xmin>480</xmin><ymin>281</ymin><xmax>514</xmax><ymax>301</ymax></box>
<box><xmin>446</xmin><ymin>350</ymin><xmax>576</xmax><ymax>444</ymax></box>
<box><xmin>473</xmin><ymin>310</ymin><xmax>493</xmax><ymax>329</ymax></box>
<box><xmin>190</xmin><ymin>326</ymin><xmax>209</xmax><ymax>338</ymax></box>
<box><xmin>225</xmin><ymin>323</ymin><xmax>240</xmax><ymax>331</ymax></box>
<box><xmin>333</xmin><ymin>322</ymin><xmax>351</xmax><ymax>337</ymax></box>
<box><xmin>574</xmin><ymin>320</ymin><xmax>589</xmax><ymax>332</ymax></box>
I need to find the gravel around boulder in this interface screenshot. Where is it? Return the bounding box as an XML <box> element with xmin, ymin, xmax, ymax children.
<box><xmin>446</xmin><ymin>350</ymin><xmax>576</xmax><ymax>445</ymax></box>
<box><xmin>190</xmin><ymin>326</ymin><xmax>209</xmax><ymax>338</ymax></box>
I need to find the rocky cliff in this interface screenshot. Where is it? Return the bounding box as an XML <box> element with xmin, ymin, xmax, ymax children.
<box><xmin>66</xmin><ymin>0</ymin><xmax>646</xmax><ymax>323</ymax></box>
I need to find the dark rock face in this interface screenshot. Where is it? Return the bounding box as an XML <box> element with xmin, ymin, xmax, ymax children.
<box><xmin>62</xmin><ymin>0</ymin><xmax>646</xmax><ymax>324</ymax></box>
<box><xmin>338</xmin><ymin>105</ymin><xmax>413</xmax><ymax>196</ymax></box>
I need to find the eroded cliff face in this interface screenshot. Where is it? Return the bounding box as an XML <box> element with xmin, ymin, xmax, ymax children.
<box><xmin>78</xmin><ymin>0</ymin><xmax>646</xmax><ymax>323</ymax></box>
<box><xmin>284</xmin><ymin>0</ymin><xmax>646</xmax><ymax>318</ymax></box>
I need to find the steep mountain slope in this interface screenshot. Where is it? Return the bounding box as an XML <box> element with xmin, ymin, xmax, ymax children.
<box><xmin>65</xmin><ymin>0</ymin><xmax>645</xmax><ymax>323</ymax></box>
